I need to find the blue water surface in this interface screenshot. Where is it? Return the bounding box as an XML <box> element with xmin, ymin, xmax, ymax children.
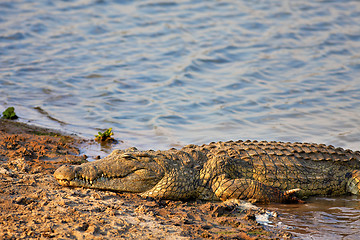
<box><xmin>1</xmin><ymin>0</ymin><xmax>360</xmax><ymax>151</ymax></box>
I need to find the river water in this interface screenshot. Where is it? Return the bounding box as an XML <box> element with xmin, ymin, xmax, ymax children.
<box><xmin>1</xmin><ymin>0</ymin><xmax>360</xmax><ymax>238</ymax></box>
<box><xmin>265</xmin><ymin>196</ymin><xmax>360</xmax><ymax>239</ymax></box>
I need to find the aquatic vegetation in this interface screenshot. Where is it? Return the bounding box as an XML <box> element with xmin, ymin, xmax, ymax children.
<box><xmin>95</xmin><ymin>128</ymin><xmax>114</xmax><ymax>142</ymax></box>
<box><xmin>1</xmin><ymin>107</ymin><xmax>18</xmax><ymax>120</ymax></box>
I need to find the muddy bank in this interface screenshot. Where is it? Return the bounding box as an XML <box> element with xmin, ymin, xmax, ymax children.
<box><xmin>0</xmin><ymin>119</ymin><xmax>291</xmax><ymax>239</ymax></box>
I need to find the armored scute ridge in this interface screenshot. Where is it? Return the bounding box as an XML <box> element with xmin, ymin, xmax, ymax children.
<box><xmin>54</xmin><ymin>140</ymin><xmax>360</xmax><ymax>203</ymax></box>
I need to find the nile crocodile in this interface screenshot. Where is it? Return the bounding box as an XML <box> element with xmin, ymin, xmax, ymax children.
<box><xmin>54</xmin><ymin>140</ymin><xmax>360</xmax><ymax>203</ymax></box>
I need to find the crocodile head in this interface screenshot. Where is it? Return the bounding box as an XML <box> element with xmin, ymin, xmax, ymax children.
<box><xmin>54</xmin><ymin>150</ymin><xmax>165</xmax><ymax>193</ymax></box>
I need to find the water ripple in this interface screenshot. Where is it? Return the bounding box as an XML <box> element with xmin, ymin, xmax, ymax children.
<box><xmin>0</xmin><ymin>0</ymin><xmax>359</xmax><ymax>154</ymax></box>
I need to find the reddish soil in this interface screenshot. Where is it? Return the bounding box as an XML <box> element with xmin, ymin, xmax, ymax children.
<box><xmin>0</xmin><ymin>119</ymin><xmax>291</xmax><ymax>239</ymax></box>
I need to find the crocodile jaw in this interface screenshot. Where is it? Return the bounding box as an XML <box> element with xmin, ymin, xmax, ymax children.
<box><xmin>54</xmin><ymin>155</ymin><xmax>164</xmax><ymax>193</ymax></box>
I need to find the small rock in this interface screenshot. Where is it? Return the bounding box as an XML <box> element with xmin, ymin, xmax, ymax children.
<box><xmin>0</xmin><ymin>167</ymin><xmax>10</xmax><ymax>175</ymax></box>
<box><xmin>14</xmin><ymin>196</ymin><xmax>33</xmax><ymax>205</ymax></box>
<box><xmin>201</xmin><ymin>224</ymin><xmax>212</xmax><ymax>230</ymax></box>
<box><xmin>86</xmin><ymin>224</ymin><xmax>100</xmax><ymax>234</ymax></box>
<box><xmin>211</xmin><ymin>205</ymin><xmax>234</xmax><ymax>217</ymax></box>
<box><xmin>8</xmin><ymin>157</ymin><xmax>29</xmax><ymax>172</ymax></box>
<box><xmin>183</xmin><ymin>219</ymin><xmax>193</xmax><ymax>224</ymax></box>
<box><xmin>91</xmin><ymin>192</ymin><xmax>103</xmax><ymax>200</ymax></box>
<box><xmin>76</xmin><ymin>222</ymin><xmax>89</xmax><ymax>232</ymax></box>
<box><xmin>243</xmin><ymin>212</ymin><xmax>256</xmax><ymax>221</ymax></box>
<box><xmin>134</xmin><ymin>205</ymin><xmax>148</xmax><ymax>214</ymax></box>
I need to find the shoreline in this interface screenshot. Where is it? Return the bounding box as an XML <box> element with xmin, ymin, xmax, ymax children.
<box><xmin>0</xmin><ymin>119</ymin><xmax>290</xmax><ymax>239</ymax></box>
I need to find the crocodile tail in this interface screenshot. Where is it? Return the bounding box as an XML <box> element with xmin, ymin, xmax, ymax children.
<box><xmin>346</xmin><ymin>170</ymin><xmax>360</xmax><ymax>195</ymax></box>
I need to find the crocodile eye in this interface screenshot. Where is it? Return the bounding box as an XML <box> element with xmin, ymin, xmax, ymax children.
<box><xmin>122</xmin><ymin>153</ymin><xmax>132</xmax><ymax>158</ymax></box>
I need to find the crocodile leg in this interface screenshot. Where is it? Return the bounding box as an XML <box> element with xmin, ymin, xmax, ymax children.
<box><xmin>346</xmin><ymin>170</ymin><xmax>360</xmax><ymax>195</ymax></box>
<box><xmin>140</xmin><ymin>171</ymin><xmax>199</xmax><ymax>200</ymax></box>
<box><xmin>212</xmin><ymin>174</ymin><xmax>300</xmax><ymax>203</ymax></box>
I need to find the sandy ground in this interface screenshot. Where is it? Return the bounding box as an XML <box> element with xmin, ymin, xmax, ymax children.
<box><xmin>0</xmin><ymin>119</ymin><xmax>291</xmax><ymax>239</ymax></box>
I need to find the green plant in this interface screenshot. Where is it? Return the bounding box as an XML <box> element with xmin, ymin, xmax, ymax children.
<box><xmin>95</xmin><ymin>128</ymin><xmax>114</xmax><ymax>142</ymax></box>
<box><xmin>2</xmin><ymin>107</ymin><xmax>18</xmax><ymax>119</ymax></box>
